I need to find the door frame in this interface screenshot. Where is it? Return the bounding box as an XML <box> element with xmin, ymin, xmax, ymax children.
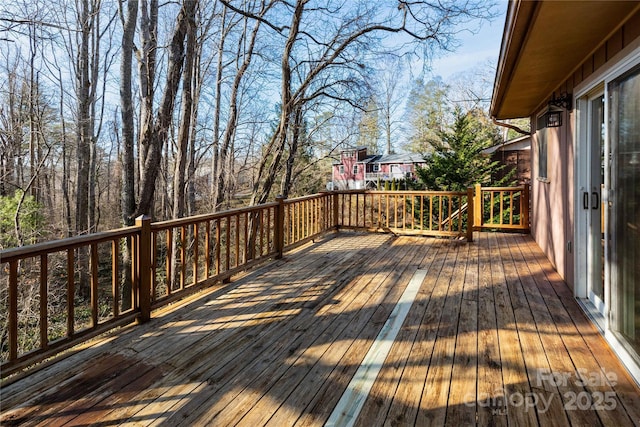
<box><xmin>575</xmin><ymin>87</ymin><xmax>606</xmax><ymax>313</ymax></box>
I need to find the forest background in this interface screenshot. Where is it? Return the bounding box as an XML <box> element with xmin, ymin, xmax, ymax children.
<box><xmin>0</xmin><ymin>0</ymin><xmax>528</xmax><ymax>250</ymax></box>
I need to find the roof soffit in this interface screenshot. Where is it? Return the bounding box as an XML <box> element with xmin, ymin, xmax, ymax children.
<box><xmin>492</xmin><ymin>1</ymin><xmax>640</xmax><ymax>119</ymax></box>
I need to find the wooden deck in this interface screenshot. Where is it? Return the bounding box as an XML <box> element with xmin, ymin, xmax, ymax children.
<box><xmin>1</xmin><ymin>232</ymin><xmax>639</xmax><ymax>426</ymax></box>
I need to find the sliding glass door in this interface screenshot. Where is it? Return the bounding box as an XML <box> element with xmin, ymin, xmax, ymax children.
<box><xmin>609</xmin><ymin>65</ymin><xmax>640</xmax><ymax>357</ymax></box>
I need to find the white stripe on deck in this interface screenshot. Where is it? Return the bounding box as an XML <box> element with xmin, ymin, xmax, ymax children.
<box><xmin>324</xmin><ymin>269</ymin><xmax>428</xmax><ymax>427</ymax></box>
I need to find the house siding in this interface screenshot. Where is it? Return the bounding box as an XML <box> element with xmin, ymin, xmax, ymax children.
<box><xmin>531</xmin><ymin>112</ymin><xmax>574</xmax><ymax>287</ymax></box>
<box><xmin>531</xmin><ymin>7</ymin><xmax>640</xmax><ymax>289</ymax></box>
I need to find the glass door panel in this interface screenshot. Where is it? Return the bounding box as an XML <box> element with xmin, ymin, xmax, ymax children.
<box><xmin>587</xmin><ymin>95</ymin><xmax>605</xmax><ymax>308</ymax></box>
<box><xmin>610</xmin><ymin>66</ymin><xmax>640</xmax><ymax>356</ymax></box>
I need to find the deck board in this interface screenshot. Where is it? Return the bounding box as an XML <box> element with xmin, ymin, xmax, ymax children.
<box><xmin>1</xmin><ymin>232</ymin><xmax>639</xmax><ymax>426</ymax></box>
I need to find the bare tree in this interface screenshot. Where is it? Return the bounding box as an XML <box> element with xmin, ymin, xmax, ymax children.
<box><xmin>214</xmin><ymin>2</ymin><xmax>268</xmax><ymax>209</ymax></box>
<box><xmin>118</xmin><ymin>0</ymin><xmax>137</xmax><ymax>226</ymax></box>
<box><xmin>133</xmin><ymin>0</ymin><xmax>198</xmax><ymax>219</ymax></box>
<box><xmin>172</xmin><ymin>1</ymin><xmax>198</xmax><ymax>219</ymax></box>
<box><xmin>376</xmin><ymin>57</ymin><xmax>406</xmax><ymax>155</ymax></box>
<box><xmin>218</xmin><ymin>0</ymin><xmax>495</xmax><ymax>204</ymax></box>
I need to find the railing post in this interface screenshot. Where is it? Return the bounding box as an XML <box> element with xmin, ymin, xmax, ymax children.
<box><xmin>275</xmin><ymin>195</ymin><xmax>285</xmax><ymax>259</ymax></box>
<box><xmin>467</xmin><ymin>187</ymin><xmax>474</xmax><ymax>242</ymax></box>
<box><xmin>136</xmin><ymin>215</ymin><xmax>152</xmax><ymax>324</ymax></box>
<box><xmin>474</xmin><ymin>183</ymin><xmax>482</xmax><ymax>230</ymax></box>
<box><xmin>522</xmin><ymin>184</ymin><xmax>530</xmax><ymax>231</ymax></box>
<box><xmin>332</xmin><ymin>191</ymin><xmax>340</xmax><ymax>231</ymax></box>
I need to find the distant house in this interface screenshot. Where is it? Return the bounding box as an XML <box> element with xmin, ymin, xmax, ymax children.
<box><xmin>331</xmin><ymin>147</ymin><xmax>425</xmax><ymax>190</ymax></box>
<box><xmin>481</xmin><ymin>135</ymin><xmax>531</xmax><ymax>185</ymax></box>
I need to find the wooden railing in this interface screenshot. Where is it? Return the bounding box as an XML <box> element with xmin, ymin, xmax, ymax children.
<box><xmin>0</xmin><ymin>203</ymin><xmax>281</xmax><ymax>377</ymax></box>
<box><xmin>0</xmin><ymin>226</ymin><xmax>142</xmax><ymax>377</ymax></box>
<box><xmin>282</xmin><ymin>193</ymin><xmax>334</xmax><ymax>249</ymax></box>
<box><xmin>473</xmin><ymin>184</ymin><xmax>530</xmax><ymax>232</ymax></box>
<box><xmin>335</xmin><ymin>190</ymin><xmax>473</xmax><ymax>240</ymax></box>
<box><xmin>0</xmin><ymin>187</ymin><xmax>527</xmax><ymax>377</ymax></box>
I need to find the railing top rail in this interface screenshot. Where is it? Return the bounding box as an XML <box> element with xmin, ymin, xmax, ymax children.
<box><xmin>150</xmin><ymin>202</ymin><xmax>279</xmax><ymax>231</ymax></box>
<box><xmin>0</xmin><ymin>226</ymin><xmax>139</xmax><ymax>262</ymax></box>
<box><xmin>356</xmin><ymin>190</ymin><xmax>468</xmax><ymax>196</ymax></box>
<box><xmin>479</xmin><ymin>186</ymin><xmax>527</xmax><ymax>191</ymax></box>
<box><xmin>282</xmin><ymin>193</ymin><xmax>331</xmax><ymax>204</ymax></box>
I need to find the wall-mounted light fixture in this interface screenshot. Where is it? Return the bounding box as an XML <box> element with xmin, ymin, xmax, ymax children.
<box><xmin>546</xmin><ymin>107</ymin><xmax>563</xmax><ymax>127</ymax></box>
<box><xmin>545</xmin><ymin>92</ymin><xmax>572</xmax><ymax>128</ymax></box>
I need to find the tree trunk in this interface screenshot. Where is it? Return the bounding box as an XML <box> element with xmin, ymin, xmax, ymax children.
<box><xmin>120</xmin><ymin>0</ymin><xmax>138</xmax><ymax>226</ymax></box>
<box><xmin>172</xmin><ymin>5</ymin><xmax>197</xmax><ymax>220</ymax></box>
<box><xmin>250</xmin><ymin>0</ymin><xmax>304</xmax><ymax>206</ymax></box>
<box><xmin>134</xmin><ymin>0</ymin><xmax>197</xmax><ymax>219</ymax></box>
<box><xmin>210</xmin><ymin>5</ymin><xmax>227</xmax><ymax>210</ymax></box>
<box><xmin>280</xmin><ymin>103</ymin><xmax>304</xmax><ymax>199</ymax></box>
<box><xmin>76</xmin><ymin>0</ymin><xmax>91</xmax><ymax>236</ymax></box>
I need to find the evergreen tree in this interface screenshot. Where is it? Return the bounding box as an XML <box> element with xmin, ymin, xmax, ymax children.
<box><xmin>416</xmin><ymin>107</ymin><xmax>513</xmax><ymax>191</ymax></box>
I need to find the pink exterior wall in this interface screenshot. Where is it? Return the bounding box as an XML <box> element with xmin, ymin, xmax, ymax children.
<box><xmin>531</xmin><ymin>112</ymin><xmax>574</xmax><ymax>288</ymax></box>
<box><xmin>528</xmin><ymin>8</ymin><xmax>640</xmax><ymax>289</ymax></box>
<box><xmin>332</xmin><ymin>150</ymin><xmax>365</xmax><ymax>188</ymax></box>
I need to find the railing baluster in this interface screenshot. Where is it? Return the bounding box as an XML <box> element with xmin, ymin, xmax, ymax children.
<box><xmin>193</xmin><ymin>222</ymin><xmax>199</xmax><ymax>285</ymax></box>
<box><xmin>180</xmin><ymin>226</ymin><xmax>186</xmax><ymax>290</ymax></box>
<box><xmin>308</xmin><ymin>199</ymin><xmax>312</xmax><ymax>237</ymax></box>
<box><xmin>215</xmin><ymin>219</ymin><xmax>221</xmax><ymax>275</ymax></box>
<box><xmin>91</xmin><ymin>243</ymin><xmax>99</xmax><ymax>328</ymax></box>
<box><xmin>40</xmin><ymin>254</ymin><xmax>48</xmax><ymax>350</ymax></box>
<box><xmin>438</xmin><ymin>196</ymin><xmax>443</xmax><ymax>231</ymax></box>
<box><xmin>499</xmin><ymin>191</ymin><xmax>504</xmax><ymax>226</ymax></box>
<box><xmin>448</xmin><ymin>196</ymin><xmax>453</xmax><ymax>232</ymax></box>
<box><xmin>166</xmin><ymin>229</ymin><xmax>173</xmax><ymax>296</ymax></box>
<box><xmin>8</xmin><ymin>260</ymin><xmax>18</xmax><ymax>361</ymax></box>
<box><xmin>205</xmin><ymin>221</ymin><xmax>211</xmax><ymax>278</ymax></box>
<box><xmin>112</xmin><ymin>240</ymin><xmax>119</xmax><ymax>317</ymax></box>
<box><xmin>490</xmin><ymin>191</ymin><xmax>495</xmax><ymax>225</ymax></box>
<box><xmin>243</xmin><ymin>212</ymin><xmax>249</xmax><ymax>263</ymax></box>
<box><xmin>509</xmin><ymin>191</ymin><xmax>514</xmax><ymax>225</ymax></box>
<box><xmin>151</xmin><ymin>232</ymin><xmax>157</xmax><ymax>299</ymax></box>
<box><xmin>420</xmin><ymin>195</ymin><xmax>424</xmax><ymax>230</ymax></box>
<box><xmin>225</xmin><ymin>217</ymin><xmax>231</xmax><ymax>274</ymax></box>
<box><xmin>429</xmin><ymin>196</ymin><xmax>433</xmax><ymax>230</ymax></box>
<box><xmin>235</xmin><ymin>215</ymin><xmax>240</xmax><ymax>268</ymax></box>
<box><xmin>67</xmin><ymin>249</ymin><xmax>75</xmax><ymax>338</ymax></box>
<box><xmin>412</xmin><ymin>195</ymin><xmax>416</xmax><ymax>230</ymax></box>
<box><xmin>131</xmin><ymin>235</ymin><xmax>138</xmax><ymax>310</ymax></box>
<box><xmin>259</xmin><ymin>209</ymin><xmax>265</xmax><ymax>257</ymax></box>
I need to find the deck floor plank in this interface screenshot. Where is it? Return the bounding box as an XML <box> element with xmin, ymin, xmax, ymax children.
<box><xmin>1</xmin><ymin>232</ymin><xmax>639</xmax><ymax>427</ymax></box>
<box><xmin>238</xmin><ymin>238</ymin><xmax>431</xmax><ymax>427</ymax></box>
<box><xmin>515</xmin><ymin>235</ymin><xmax>640</xmax><ymax>426</ymax></box>
<box><xmin>497</xmin><ymin>232</ymin><xmax>569</xmax><ymax>427</ymax></box>
<box><xmin>475</xmin><ymin>232</ymin><xmax>508</xmax><ymax>426</ymax></box>
<box><xmin>207</xmin><ymin>238</ymin><xmax>423</xmax><ymax>426</ymax></box>
<box><xmin>445</xmin><ymin>235</ymin><xmax>479</xmax><ymax>426</ymax></box>
<box><xmin>490</xmin><ymin>232</ymin><xmax>539</xmax><ymax>427</ymax></box>
<box><xmin>264</xmin><ymin>238</ymin><xmax>445</xmax><ymax>427</ymax></box>
<box><xmin>132</xmin><ymin>234</ymin><xmax>399</xmax><ymax>426</ymax></box>
<box><xmin>413</xmin><ymin>240</ymin><xmax>466</xmax><ymax>426</ymax></box>
<box><xmin>376</xmin><ymin>239</ymin><xmax>449</xmax><ymax>427</ymax></box>
<box><xmin>352</xmin><ymin>240</ymin><xmax>449</xmax><ymax>427</ymax></box>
